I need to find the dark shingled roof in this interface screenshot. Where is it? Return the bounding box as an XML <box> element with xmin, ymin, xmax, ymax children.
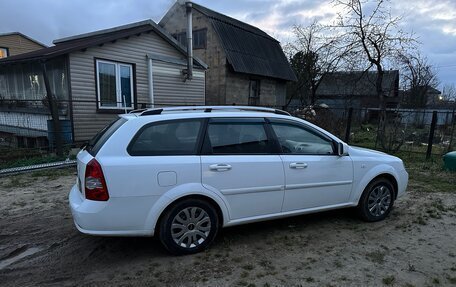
<box><xmin>190</xmin><ymin>2</ymin><xmax>296</xmax><ymax>82</ymax></box>
<box><xmin>317</xmin><ymin>70</ymin><xmax>399</xmax><ymax>97</ymax></box>
<box><xmin>0</xmin><ymin>20</ymin><xmax>207</xmax><ymax>69</ymax></box>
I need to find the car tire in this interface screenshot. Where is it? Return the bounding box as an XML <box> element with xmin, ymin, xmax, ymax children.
<box><xmin>158</xmin><ymin>198</ymin><xmax>219</xmax><ymax>255</ymax></box>
<box><xmin>357</xmin><ymin>178</ymin><xmax>395</xmax><ymax>222</ymax></box>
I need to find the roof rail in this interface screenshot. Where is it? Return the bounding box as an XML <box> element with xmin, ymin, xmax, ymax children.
<box><xmin>139</xmin><ymin>106</ymin><xmax>291</xmax><ymax>116</ymax></box>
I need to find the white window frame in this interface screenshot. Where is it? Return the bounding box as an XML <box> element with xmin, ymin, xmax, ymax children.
<box><xmin>96</xmin><ymin>59</ymin><xmax>134</xmax><ymax>110</ymax></box>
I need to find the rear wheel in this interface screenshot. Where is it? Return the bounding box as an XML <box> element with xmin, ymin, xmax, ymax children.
<box><xmin>358</xmin><ymin>178</ymin><xmax>395</xmax><ymax>222</ymax></box>
<box><xmin>159</xmin><ymin>199</ymin><xmax>219</xmax><ymax>255</ymax></box>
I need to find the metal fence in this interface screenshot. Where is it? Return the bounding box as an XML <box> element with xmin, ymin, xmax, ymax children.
<box><xmin>286</xmin><ymin>105</ymin><xmax>456</xmax><ymax>159</ymax></box>
<box><xmin>0</xmin><ymin>99</ymin><xmax>455</xmax><ymax>169</ymax></box>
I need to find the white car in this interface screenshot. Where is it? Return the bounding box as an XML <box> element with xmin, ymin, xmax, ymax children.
<box><xmin>69</xmin><ymin>106</ymin><xmax>408</xmax><ymax>255</ymax></box>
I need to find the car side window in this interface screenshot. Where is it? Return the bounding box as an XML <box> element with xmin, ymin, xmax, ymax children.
<box><xmin>271</xmin><ymin>122</ymin><xmax>335</xmax><ymax>155</ymax></box>
<box><xmin>128</xmin><ymin>119</ymin><xmax>202</xmax><ymax>156</ymax></box>
<box><xmin>204</xmin><ymin>119</ymin><xmax>272</xmax><ymax>154</ymax></box>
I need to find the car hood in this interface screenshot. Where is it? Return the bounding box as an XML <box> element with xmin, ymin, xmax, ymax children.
<box><xmin>348</xmin><ymin>146</ymin><xmax>391</xmax><ymax>158</ymax></box>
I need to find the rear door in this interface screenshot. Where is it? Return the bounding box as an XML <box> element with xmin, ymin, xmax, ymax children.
<box><xmin>269</xmin><ymin>119</ymin><xmax>353</xmax><ymax>211</ymax></box>
<box><xmin>201</xmin><ymin>118</ymin><xmax>285</xmax><ymax>220</ymax></box>
<box><xmin>108</xmin><ymin>118</ymin><xmax>205</xmax><ymax>198</ymax></box>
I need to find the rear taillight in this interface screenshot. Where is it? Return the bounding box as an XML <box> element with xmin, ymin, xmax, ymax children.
<box><xmin>85</xmin><ymin>159</ymin><xmax>109</xmax><ymax>201</ymax></box>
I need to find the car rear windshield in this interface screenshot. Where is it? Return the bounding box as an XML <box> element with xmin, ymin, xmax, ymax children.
<box><xmin>86</xmin><ymin>117</ymin><xmax>127</xmax><ymax>156</ymax></box>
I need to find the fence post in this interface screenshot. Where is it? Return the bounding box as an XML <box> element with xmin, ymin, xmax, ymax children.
<box><xmin>426</xmin><ymin>111</ymin><xmax>438</xmax><ymax>160</ymax></box>
<box><xmin>344</xmin><ymin>107</ymin><xmax>353</xmax><ymax>143</ymax></box>
<box><xmin>448</xmin><ymin>105</ymin><xmax>456</xmax><ymax>152</ymax></box>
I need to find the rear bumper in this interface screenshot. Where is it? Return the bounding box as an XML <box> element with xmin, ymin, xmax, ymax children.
<box><xmin>69</xmin><ymin>184</ymin><xmax>158</xmax><ymax>236</ymax></box>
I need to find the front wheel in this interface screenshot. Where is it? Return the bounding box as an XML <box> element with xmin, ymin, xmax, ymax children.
<box><xmin>357</xmin><ymin>178</ymin><xmax>395</xmax><ymax>222</ymax></box>
<box><xmin>158</xmin><ymin>199</ymin><xmax>219</xmax><ymax>255</ymax></box>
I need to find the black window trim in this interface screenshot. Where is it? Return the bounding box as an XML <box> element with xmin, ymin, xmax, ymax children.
<box><xmin>127</xmin><ymin>118</ymin><xmax>208</xmax><ymax>156</ymax></box>
<box><xmin>200</xmin><ymin>117</ymin><xmax>280</xmax><ymax>156</ymax></box>
<box><xmin>267</xmin><ymin>118</ymin><xmax>338</xmax><ymax>156</ymax></box>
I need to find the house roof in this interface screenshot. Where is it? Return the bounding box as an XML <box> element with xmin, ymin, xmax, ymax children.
<box><xmin>160</xmin><ymin>2</ymin><xmax>296</xmax><ymax>82</ymax></box>
<box><xmin>316</xmin><ymin>70</ymin><xmax>399</xmax><ymax>97</ymax></box>
<box><xmin>0</xmin><ymin>20</ymin><xmax>207</xmax><ymax>69</ymax></box>
<box><xmin>0</xmin><ymin>32</ymin><xmax>48</xmax><ymax>48</ymax></box>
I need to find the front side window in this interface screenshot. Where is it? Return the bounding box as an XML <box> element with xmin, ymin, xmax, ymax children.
<box><xmin>96</xmin><ymin>59</ymin><xmax>134</xmax><ymax>109</ymax></box>
<box><xmin>128</xmin><ymin>120</ymin><xmax>203</xmax><ymax>156</ymax></box>
<box><xmin>205</xmin><ymin>119</ymin><xmax>272</xmax><ymax>154</ymax></box>
<box><xmin>271</xmin><ymin>122</ymin><xmax>335</xmax><ymax>155</ymax></box>
<box><xmin>0</xmin><ymin>48</ymin><xmax>8</xmax><ymax>59</ymax></box>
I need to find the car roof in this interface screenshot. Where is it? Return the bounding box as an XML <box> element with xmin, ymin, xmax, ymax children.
<box><xmin>119</xmin><ymin>106</ymin><xmax>291</xmax><ymax>121</ymax></box>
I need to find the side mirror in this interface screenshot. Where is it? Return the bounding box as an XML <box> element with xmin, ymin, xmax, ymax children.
<box><xmin>337</xmin><ymin>142</ymin><xmax>349</xmax><ymax>156</ymax></box>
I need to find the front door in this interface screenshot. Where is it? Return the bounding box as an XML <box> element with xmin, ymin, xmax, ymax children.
<box><xmin>269</xmin><ymin>119</ymin><xmax>353</xmax><ymax>212</ymax></box>
<box><xmin>201</xmin><ymin>118</ymin><xmax>285</xmax><ymax>220</ymax></box>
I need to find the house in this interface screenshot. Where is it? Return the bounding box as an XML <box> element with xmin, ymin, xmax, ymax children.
<box><xmin>0</xmin><ymin>20</ymin><xmax>207</xmax><ymax>145</ymax></box>
<box><xmin>401</xmin><ymin>86</ymin><xmax>442</xmax><ymax>108</ymax></box>
<box><xmin>159</xmin><ymin>1</ymin><xmax>296</xmax><ymax>107</ymax></box>
<box><xmin>0</xmin><ymin>32</ymin><xmax>47</xmax><ymax>59</ymax></box>
<box><xmin>315</xmin><ymin>70</ymin><xmax>400</xmax><ymax>109</ymax></box>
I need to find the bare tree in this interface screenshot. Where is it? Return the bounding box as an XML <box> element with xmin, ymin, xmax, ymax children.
<box><xmin>333</xmin><ymin>0</ymin><xmax>416</xmax><ymax>150</ymax></box>
<box><xmin>442</xmin><ymin>84</ymin><xmax>456</xmax><ymax>102</ymax></box>
<box><xmin>285</xmin><ymin>21</ymin><xmax>348</xmax><ymax>107</ymax></box>
<box><xmin>399</xmin><ymin>52</ymin><xmax>439</xmax><ymax>108</ymax></box>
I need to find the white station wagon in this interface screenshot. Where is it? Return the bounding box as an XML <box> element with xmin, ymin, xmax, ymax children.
<box><xmin>69</xmin><ymin>106</ymin><xmax>408</xmax><ymax>254</ymax></box>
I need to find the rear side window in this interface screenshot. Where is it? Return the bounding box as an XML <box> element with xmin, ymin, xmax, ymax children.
<box><xmin>204</xmin><ymin>119</ymin><xmax>273</xmax><ymax>154</ymax></box>
<box><xmin>87</xmin><ymin>117</ymin><xmax>127</xmax><ymax>156</ymax></box>
<box><xmin>128</xmin><ymin>119</ymin><xmax>203</xmax><ymax>156</ymax></box>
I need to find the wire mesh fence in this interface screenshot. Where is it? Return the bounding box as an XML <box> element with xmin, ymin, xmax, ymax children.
<box><xmin>0</xmin><ymin>98</ymin><xmax>455</xmax><ymax>169</ymax></box>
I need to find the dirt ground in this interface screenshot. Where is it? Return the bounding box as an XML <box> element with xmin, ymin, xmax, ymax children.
<box><xmin>0</xmin><ymin>167</ymin><xmax>455</xmax><ymax>287</ymax></box>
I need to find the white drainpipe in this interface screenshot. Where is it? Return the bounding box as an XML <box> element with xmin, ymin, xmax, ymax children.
<box><xmin>186</xmin><ymin>1</ymin><xmax>193</xmax><ymax>80</ymax></box>
<box><xmin>147</xmin><ymin>55</ymin><xmax>154</xmax><ymax>108</ymax></box>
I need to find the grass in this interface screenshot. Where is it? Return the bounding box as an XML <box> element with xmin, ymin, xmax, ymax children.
<box><xmin>382</xmin><ymin>275</ymin><xmax>395</xmax><ymax>285</ymax></box>
<box><xmin>395</xmin><ymin>152</ymin><xmax>456</xmax><ymax>193</ymax></box>
<box><xmin>31</xmin><ymin>167</ymin><xmax>75</xmax><ymax>180</ymax></box>
<box><xmin>366</xmin><ymin>250</ymin><xmax>386</xmax><ymax>264</ymax></box>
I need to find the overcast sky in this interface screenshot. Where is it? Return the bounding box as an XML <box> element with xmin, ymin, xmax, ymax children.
<box><xmin>1</xmin><ymin>0</ymin><xmax>455</xmax><ymax>91</ymax></box>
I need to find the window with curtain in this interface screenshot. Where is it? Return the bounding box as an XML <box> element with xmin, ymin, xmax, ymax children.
<box><xmin>96</xmin><ymin>59</ymin><xmax>133</xmax><ymax>109</ymax></box>
<box><xmin>0</xmin><ymin>48</ymin><xmax>8</xmax><ymax>59</ymax></box>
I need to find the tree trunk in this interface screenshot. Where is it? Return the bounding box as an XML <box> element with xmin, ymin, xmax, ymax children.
<box><xmin>375</xmin><ymin>67</ymin><xmax>387</xmax><ymax>150</ymax></box>
<box><xmin>42</xmin><ymin>61</ymin><xmax>63</xmax><ymax>156</ymax></box>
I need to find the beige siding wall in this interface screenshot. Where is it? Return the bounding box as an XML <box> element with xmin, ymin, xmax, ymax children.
<box><xmin>161</xmin><ymin>6</ymin><xmax>227</xmax><ymax>105</ymax></box>
<box><xmin>153</xmin><ymin>60</ymin><xmax>205</xmax><ymax>106</ymax></box>
<box><xmin>0</xmin><ymin>34</ymin><xmax>45</xmax><ymax>56</ymax></box>
<box><xmin>69</xmin><ymin>31</ymin><xmax>205</xmax><ymax>141</ymax></box>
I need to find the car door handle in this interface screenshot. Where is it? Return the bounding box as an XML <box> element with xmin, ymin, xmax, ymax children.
<box><xmin>289</xmin><ymin>162</ymin><xmax>308</xmax><ymax>169</ymax></box>
<box><xmin>209</xmin><ymin>164</ymin><xmax>232</xmax><ymax>171</ymax></box>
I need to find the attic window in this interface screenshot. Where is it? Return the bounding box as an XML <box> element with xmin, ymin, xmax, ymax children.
<box><xmin>193</xmin><ymin>29</ymin><xmax>207</xmax><ymax>49</ymax></box>
<box><xmin>172</xmin><ymin>29</ymin><xmax>207</xmax><ymax>49</ymax></box>
<box><xmin>0</xmin><ymin>47</ymin><xmax>8</xmax><ymax>59</ymax></box>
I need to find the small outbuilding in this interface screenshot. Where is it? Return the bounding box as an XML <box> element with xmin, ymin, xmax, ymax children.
<box><xmin>160</xmin><ymin>1</ymin><xmax>296</xmax><ymax>107</ymax></box>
